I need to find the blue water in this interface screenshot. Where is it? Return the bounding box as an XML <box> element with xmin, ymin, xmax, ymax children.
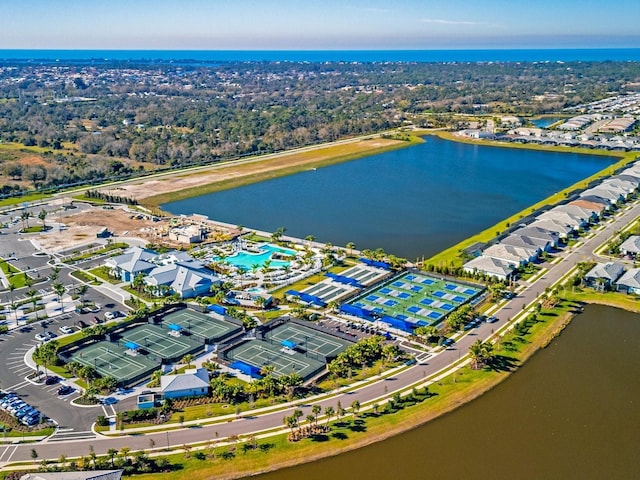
<box><xmin>531</xmin><ymin>118</ymin><xmax>562</xmax><ymax>128</ymax></box>
<box><xmin>214</xmin><ymin>244</ymin><xmax>294</xmax><ymax>270</ymax></box>
<box><xmin>163</xmin><ymin>137</ymin><xmax>615</xmax><ymax>260</ymax></box>
<box><xmin>1</xmin><ymin>49</ymin><xmax>639</xmax><ymax>63</ymax></box>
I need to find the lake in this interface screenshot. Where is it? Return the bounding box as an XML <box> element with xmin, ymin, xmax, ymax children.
<box><xmin>256</xmin><ymin>304</ymin><xmax>640</xmax><ymax>480</ymax></box>
<box><xmin>163</xmin><ymin>137</ymin><xmax>614</xmax><ymax>260</ymax></box>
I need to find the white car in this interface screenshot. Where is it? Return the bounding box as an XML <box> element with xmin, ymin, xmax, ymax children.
<box><xmin>59</xmin><ymin>325</ymin><xmax>74</xmax><ymax>335</ymax></box>
<box><xmin>104</xmin><ymin>311</ymin><xmax>116</xmax><ymax>321</ymax></box>
<box><xmin>34</xmin><ymin>333</ymin><xmax>48</xmax><ymax>342</ymax></box>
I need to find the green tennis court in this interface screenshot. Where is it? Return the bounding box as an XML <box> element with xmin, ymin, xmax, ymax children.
<box><xmin>160</xmin><ymin>308</ymin><xmax>241</xmax><ymax>343</ymax></box>
<box><xmin>70</xmin><ymin>341</ymin><xmax>158</xmax><ymax>386</ymax></box>
<box><xmin>117</xmin><ymin>324</ymin><xmax>202</xmax><ymax>363</ymax></box>
<box><xmin>226</xmin><ymin>340</ymin><xmax>326</xmax><ymax>380</ymax></box>
<box><xmin>264</xmin><ymin>322</ymin><xmax>352</xmax><ymax>359</ymax></box>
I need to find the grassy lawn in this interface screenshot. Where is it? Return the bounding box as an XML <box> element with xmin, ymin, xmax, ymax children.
<box><xmin>0</xmin><ymin>193</ymin><xmax>50</xmax><ymax>209</ymax></box>
<box><xmin>70</xmin><ymin>270</ymin><xmax>102</xmax><ymax>285</ymax></box>
<box><xmin>0</xmin><ymin>260</ymin><xmax>31</xmax><ymax>288</ymax></box>
<box><xmin>89</xmin><ymin>266</ymin><xmax>122</xmax><ymax>284</ymax></box>
<box><xmin>561</xmin><ymin>288</ymin><xmax>640</xmax><ymax>313</ymax></box>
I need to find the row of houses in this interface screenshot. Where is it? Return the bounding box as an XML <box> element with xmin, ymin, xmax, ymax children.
<box><xmin>105</xmin><ymin>246</ymin><xmax>221</xmax><ymax>299</ymax></box>
<box><xmin>458</xmin><ymin>127</ymin><xmax>640</xmax><ymax>151</ymax></box>
<box><xmin>584</xmin><ymin>261</ymin><xmax>640</xmax><ymax>295</ymax></box>
<box><xmin>463</xmin><ymin>162</ymin><xmax>640</xmax><ymax>281</ymax></box>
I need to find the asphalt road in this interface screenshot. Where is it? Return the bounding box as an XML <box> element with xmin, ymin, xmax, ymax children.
<box><xmin>1</xmin><ymin>200</ymin><xmax>639</xmax><ymax>464</ymax></box>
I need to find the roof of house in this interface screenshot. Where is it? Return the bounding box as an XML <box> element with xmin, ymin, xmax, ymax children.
<box><xmin>528</xmin><ymin>218</ymin><xmax>574</xmax><ymax>236</ymax></box>
<box><xmin>515</xmin><ymin>225</ymin><xmax>560</xmax><ymax>243</ymax></box>
<box><xmin>145</xmin><ymin>262</ymin><xmax>220</xmax><ymax>296</ymax></box>
<box><xmin>577</xmin><ymin>194</ymin><xmax>612</xmax><ymax>207</ymax></box>
<box><xmin>483</xmin><ymin>243</ymin><xmax>538</xmax><ymax>264</ymax></box>
<box><xmin>568</xmin><ymin>199</ymin><xmax>607</xmax><ymax>214</ymax></box>
<box><xmin>161</xmin><ymin>367</ymin><xmax>210</xmax><ymax>393</ymax></box>
<box><xmin>463</xmin><ymin>255</ymin><xmax>515</xmax><ymax>277</ymax></box>
<box><xmin>585</xmin><ymin>262</ymin><xmax>626</xmax><ymax>282</ymax></box>
<box><xmin>106</xmin><ymin>246</ymin><xmax>156</xmax><ymax>274</ymax></box>
<box><xmin>616</xmin><ymin>268</ymin><xmax>640</xmax><ymax>289</ymax></box>
<box><xmin>619</xmin><ymin>235</ymin><xmax>640</xmax><ymax>254</ymax></box>
<box><xmin>500</xmin><ymin>234</ymin><xmax>545</xmax><ymax>251</ymax></box>
<box><xmin>537</xmin><ymin>209</ymin><xmax>583</xmax><ymax>228</ymax></box>
<box><xmin>581</xmin><ymin>186</ymin><xmax>624</xmax><ymax>203</ymax></box>
<box><xmin>552</xmin><ymin>204</ymin><xmax>595</xmax><ymax>221</ymax></box>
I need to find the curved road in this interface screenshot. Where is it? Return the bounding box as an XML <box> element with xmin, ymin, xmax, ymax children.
<box><xmin>1</xmin><ymin>200</ymin><xmax>639</xmax><ymax>464</ymax></box>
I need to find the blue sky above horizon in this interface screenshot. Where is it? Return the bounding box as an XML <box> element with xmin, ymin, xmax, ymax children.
<box><xmin>3</xmin><ymin>0</ymin><xmax>640</xmax><ymax>50</ymax></box>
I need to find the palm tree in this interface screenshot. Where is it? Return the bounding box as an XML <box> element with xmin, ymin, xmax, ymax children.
<box><xmin>324</xmin><ymin>406</ymin><xmax>335</xmax><ymax>427</ymax></box>
<box><xmin>53</xmin><ymin>282</ymin><xmax>65</xmax><ymax>312</ymax></box>
<box><xmin>469</xmin><ymin>339</ymin><xmax>487</xmax><ymax>369</ymax></box>
<box><xmin>38</xmin><ymin>209</ymin><xmax>47</xmax><ymax>230</ymax></box>
<box><xmin>20</xmin><ymin>210</ymin><xmax>31</xmax><ymax>230</ymax></box>
<box><xmin>107</xmin><ymin>448</ymin><xmax>118</xmax><ymax>468</ymax></box>
<box><xmin>351</xmin><ymin>400</ymin><xmax>361</xmax><ymax>417</ymax></box>
<box><xmin>346</xmin><ymin>242</ymin><xmax>356</xmax><ymax>257</ymax></box>
<box><xmin>26</xmin><ymin>289</ymin><xmax>39</xmax><ymax>321</ymax></box>
<box><xmin>76</xmin><ymin>284</ymin><xmax>88</xmax><ymax>306</ymax></box>
<box><xmin>181</xmin><ymin>354</ymin><xmax>194</xmax><ymax>368</ymax></box>
<box><xmin>311</xmin><ymin>404</ymin><xmax>322</xmax><ymax>427</ymax></box>
<box><xmin>10</xmin><ymin>302</ymin><xmax>19</xmax><ymax>323</ymax></box>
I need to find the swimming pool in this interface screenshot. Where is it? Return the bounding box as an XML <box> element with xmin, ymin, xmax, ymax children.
<box><xmin>215</xmin><ymin>243</ymin><xmax>295</xmax><ymax>270</ymax></box>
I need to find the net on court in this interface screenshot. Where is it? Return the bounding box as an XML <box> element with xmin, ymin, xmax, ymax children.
<box><xmin>226</xmin><ymin>340</ymin><xmax>326</xmax><ymax>381</ymax></box>
<box><xmin>160</xmin><ymin>308</ymin><xmax>241</xmax><ymax>343</ymax></box>
<box><xmin>70</xmin><ymin>340</ymin><xmax>158</xmax><ymax>386</ymax></box>
<box><xmin>117</xmin><ymin>324</ymin><xmax>202</xmax><ymax>363</ymax></box>
<box><xmin>264</xmin><ymin>321</ymin><xmax>352</xmax><ymax>360</ymax></box>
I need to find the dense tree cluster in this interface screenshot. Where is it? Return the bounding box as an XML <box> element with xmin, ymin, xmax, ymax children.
<box><xmin>1</xmin><ymin>59</ymin><xmax>640</xmax><ymax>195</ymax></box>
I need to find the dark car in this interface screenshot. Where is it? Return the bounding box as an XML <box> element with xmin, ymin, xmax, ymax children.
<box><xmin>44</xmin><ymin>375</ymin><xmax>59</xmax><ymax>385</ymax></box>
<box><xmin>57</xmin><ymin>385</ymin><xmax>73</xmax><ymax>396</ymax></box>
<box><xmin>76</xmin><ymin>320</ymin><xmax>88</xmax><ymax>329</ymax></box>
<box><xmin>91</xmin><ymin>316</ymin><xmax>103</xmax><ymax>325</ymax></box>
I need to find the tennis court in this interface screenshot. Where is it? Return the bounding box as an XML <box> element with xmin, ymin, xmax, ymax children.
<box><xmin>70</xmin><ymin>340</ymin><xmax>158</xmax><ymax>386</ymax></box>
<box><xmin>118</xmin><ymin>324</ymin><xmax>202</xmax><ymax>363</ymax></box>
<box><xmin>264</xmin><ymin>322</ymin><xmax>352</xmax><ymax>359</ymax></box>
<box><xmin>160</xmin><ymin>308</ymin><xmax>241</xmax><ymax>343</ymax></box>
<box><xmin>226</xmin><ymin>340</ymin><xmax>326</xmax><ymax>380</ymax></box>
<box><xmin>342</xmin><ymin>271</ymin><xmax>485</xmax><ymax>328</ymax></box>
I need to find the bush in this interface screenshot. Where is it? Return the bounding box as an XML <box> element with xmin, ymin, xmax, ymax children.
<box><xmin>96</xmin><ymin>415</ymin><xmax>109</xmax><ymax>427</ymax></box>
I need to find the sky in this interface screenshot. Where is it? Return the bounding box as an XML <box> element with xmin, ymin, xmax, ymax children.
<box><xmin>2</xmin><ymin>0</ymin><xmax>640</xmax><ymax>50</ymax></box>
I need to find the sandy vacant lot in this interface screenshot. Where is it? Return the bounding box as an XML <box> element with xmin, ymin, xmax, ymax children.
<box><xmin>98</xmin><ymin>137</ymin><xmax>403</xmax><ymax>202</ymax></box>
<box><xmin>36</xmin><ymin>207</ymin><xmax>162</xmax><ymax>252</ymax></box>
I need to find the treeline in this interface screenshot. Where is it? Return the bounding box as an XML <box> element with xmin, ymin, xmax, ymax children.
<box><xmin>2</xmin><ymin>60</ymin><xmax>640</xmax><ymax>195</ymax></box>
<box><xmin>84</xmin><ymin>189</ymin><xmax>138</xmax><ymax>205</ymax></box>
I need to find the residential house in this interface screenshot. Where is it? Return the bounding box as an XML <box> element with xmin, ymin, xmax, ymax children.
<box><xmin>463</xmin><ymin>255</ymin><xmax>515</xmax><ymax>281</ymax></box>
<box><xmin>615</xmin><ymin>268</ymin><xmax>640</xmax><ymax>294</ymax></box>
<box><xmin>619</xmin><ymin>235</ymin><xmax>640</xmax><ymax>256</ymax></box>
<box><xmin>161</xmin><ymin>367</ymin><xmax>210</xmax><ymax>399</ymax></box>
<box><xmin>482</xmin><ymin>243</ymin><xmax>539</xmax><ymax>267</ymax></box>
<box><xmin>584</xmin><ymin>262</ymin><xmax>625</xmax><ymax>290</ymax></box>
<box><xmin>527</xmin><ymin>218</ymin><xmax>574</xmax><ymax>239</ymax></box>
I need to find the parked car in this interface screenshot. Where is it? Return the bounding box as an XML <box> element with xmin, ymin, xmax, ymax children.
<box><xmin>57</xmin><ymin>385</ymin><xmax>74</xmax><ymax>396</ymax></box>
<box><xmin>44</xmin><ymin>375</ymin><xmax>59</xmax><ymax>385</ymax></box>
<box><xmin>91</xmin><ymin>316</ymin><xmax>103</xmax><ymax>325</ymax></box>
<box><xmin>34</xmin><ymin>333</ymin><xmax>48</xmax><ymax>342</ymax></box>
<box><xmin>76</xmin><ymin>320</ymin><xmax>88</xmax><ymax>329</ymax></box>
<box><xmin>45</xmin><ymin>330</ymin><xmax>57</xmax><ymax>339</ymax></box>
<box><xmin>87</xmin><ymin>305</ymin><xmax>101</xmax><ymax>313</ymax></box>
<box><xmin>59</xmin><ymin>325</ymin><xmax>74</xmax><ymax>335</ymax></box>
<box><xmin>486</xmin><ymin>316</ymin><xmax>498</xmax><ymax>323</ymax></box>
<box><xmin>104</xmin><ymin>311</ymin><xmax>117</xmax><ymax>321</ymax></box>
